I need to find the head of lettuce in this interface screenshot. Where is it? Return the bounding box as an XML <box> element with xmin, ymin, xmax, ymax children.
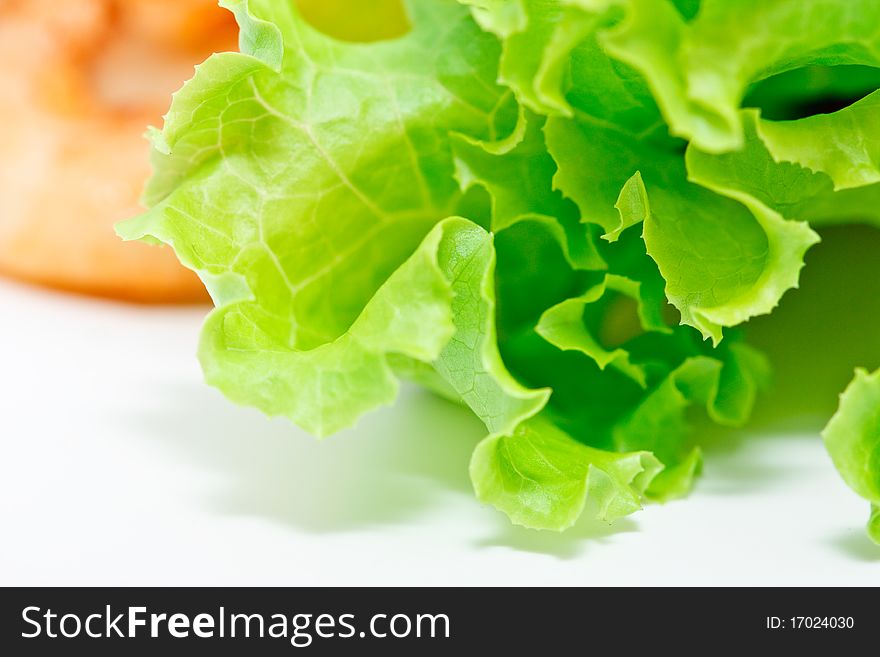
<box><xmin>118</xmin><ymin>0</ymin><xmax>880</xmax><ymax>543</ymax></box>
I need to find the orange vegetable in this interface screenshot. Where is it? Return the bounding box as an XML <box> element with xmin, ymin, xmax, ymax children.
<box><xmin>0</xmin><ymin>0</ymin><xmax>237</xmax><ymax>302</ymax></box>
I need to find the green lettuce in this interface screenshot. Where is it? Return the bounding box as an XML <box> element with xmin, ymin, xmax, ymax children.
<box><xmin>823</xmin><ymin>369</ymin><xmax>880</xmax><ymax>545</ymax></box>
<box><xmin>119</xmin><ymin>0</ymin><xmax>880</xmax><ymax>541</ymax></box>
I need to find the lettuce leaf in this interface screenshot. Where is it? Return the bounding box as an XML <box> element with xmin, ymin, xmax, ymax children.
<box><xmin>121</xmin><ymin>0</ymin><xmax>518</xmax><ymax>349</ymax></box>
<box><xmin>471</xmin><ymin>414</ymin><xmax>662</xmax><ymax>529</ymax></box>
<box><xmin>544</xmin><ymin>113</ymin><xmax>819</xmax><ymax>345</ymax></box>
<box><xmin>598</xmin><ymin>0</ymin><xmax>880</xmax><ymax>152</ymax></box>
<box><xmin>823</xmin><ymin>368</ymin><xmax>880</xmax><ymax>545</ymax></box>
<box><xmin>119</xmin><ymin>0</ymin><xmax>880</xmax><ymax>541</ymax></box>
<box><xmin>686</xmin><ymin>110</ymin><xmax>880</xmax><ymax>228</ymax></box>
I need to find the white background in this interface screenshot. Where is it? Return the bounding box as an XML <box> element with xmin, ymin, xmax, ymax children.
<box><xmin>1</xmin><ymin>278</ymin><xmax>877</xmax><ymax>586</ymax></box>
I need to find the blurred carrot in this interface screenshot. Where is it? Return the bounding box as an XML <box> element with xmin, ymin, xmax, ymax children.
<box><xmin>0</xmin><ymin>0</ymin><xmax>237</xmax><ymax>303</ymax></box>
<box><xmin>0</xmin><ymin>0</ymin><xmax>408</xmax><ymax>303</ymax></box>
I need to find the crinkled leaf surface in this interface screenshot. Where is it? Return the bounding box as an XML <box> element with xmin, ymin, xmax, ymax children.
<box><xmin>471</xmin><ymin>414</ymin><xmax>662</xmax><ymax>529</ymax></box>
<box><xmin>822</xmin><ymin>368</ymin><xmax>880</xmax><ymax>545</ymax></box>
<box><xmin>545</xmin><ymin>114</ymin><xmax>819</xmax><ymax>344</ymax></box>
<box><xmin>536</xmin><ymin>273</ymin><xmax>667</xmax><ymax>386</ymax></box>
<box><xmin>756</xmin><ymin>90</ymin><xmax>880</xmax><ymax>191</ymax></box>
<box><xmin>118</xmin><ymin>0</ymin><xmax>526</xmax><ymax>426</ymax></box>
<box><xmin>598</xmin><ymin>0</ymin><xmax>880</xmax><ymax>152</ymax></box>
<box><xmin>451</xmin><ymin>108</ymin><xmax>604</xmax><ymax>268</ymax></box>
<box><xmin>121</xmin><ymin>0</ymin><xmax>518</xmax><ymax>350</ymax></box>
<box><xmin>687</xmin><ymin>110</ymin><xmax>880</xmax><ymax>227</ymax></box>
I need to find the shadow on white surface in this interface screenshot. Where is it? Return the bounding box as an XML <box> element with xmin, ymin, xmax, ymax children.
<box><xmin>126</xmin><ymin>382</ymin><xmax>488</xmax><ymax>533</ymax></box>
<box><xmin>826</xmin><ymin>531</ymin><xmax>880</xmax><ymax>563</ymax></box>
<box><xmin>697</xmin><ymin>430</ymin><xmax>807</xmax><ymax>496</ymax></box>
<box><xmin>126</xmin><ymin>380</ymin><xmax>641</xmax><ymax>557</ymax></box>
<box><xmin>475</xmin><ymin>513</ymin><xmax>639</xmax><ymax>560</ymax></box>
<box><xmin>6</xmin><ymin>278</ymin><xmax>878</xmax><ymax>584</ymax></box>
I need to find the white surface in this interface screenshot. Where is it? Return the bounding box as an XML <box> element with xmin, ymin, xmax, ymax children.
<box><xmin>1</xmin><ymin>278</ymin><xmax>877</xmax><ymax>586</ymax></box>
